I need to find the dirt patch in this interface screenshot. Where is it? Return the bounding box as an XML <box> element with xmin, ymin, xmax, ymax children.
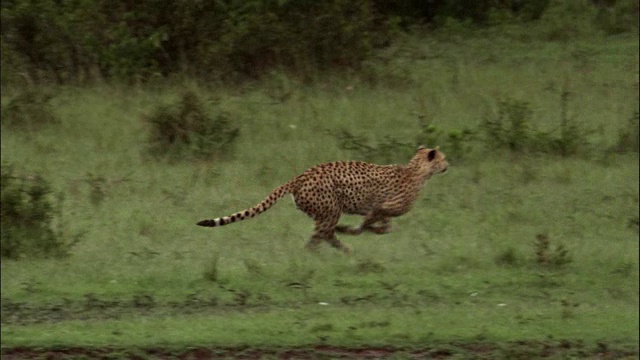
<box><xmin>2</xmin><ymin>296</ymin><xmax>638</xmax><ymax>359</ymax></box>
<box><xmin>2</xmin><ymin>342</ymin><xmax>638</xmax><ymax>359</ymax></box>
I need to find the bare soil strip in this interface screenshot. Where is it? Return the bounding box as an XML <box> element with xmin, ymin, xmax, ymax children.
<box><xmin>2</xmin><ymin>342</ymin><xmax>638</xmax><ymax>359</ymax></box>
<box><xmin>3</xmin><ymin>297</ymin><xmax>638</xmax><ymax>359</ymax></box>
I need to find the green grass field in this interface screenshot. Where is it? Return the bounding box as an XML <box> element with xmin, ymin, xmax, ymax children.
<box><xmin>2</xmin><ymin>35</ymin><xmax>639</xmax><ymax>358</ymax></box>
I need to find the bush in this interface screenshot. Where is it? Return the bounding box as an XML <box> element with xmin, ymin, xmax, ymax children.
<box><xmin>482</xmin><ymin>98</ymin><xmax>535</xmax><ymax>153</ymax></box>
<box><xmin>0</xmin><ymin>89</ymin><xmax>58</xmax><ymax>129</ymax></box>
<box><xmin>1</xmin><ymin>163</ymin><xmax>79</xmax><ymax>259</ymax></box>
<box><xmin>537</xmin><ymin>0</ymin><xmax>600</xmax><ymax>41</ymax></box>
<box><xmin>144</xmin><ymin>90</ymin><xmax>240</xmax><ymax>160</ymax></box>
<box><xmin>482</xmin><ymin>95</ymin><xmax>589</xmax><ymax>157</ymax></box>
<box><xmin>594</xmin><ymin>0</ymin><xmax>640</xmax><ymax>35</ymax></box>
<box><xmin>1</xmin><ymin>0</ymin><xmax>390</xmax><ymax>83</ymax></box>
<box><xmin>1</xmin><ymin>0</ymin><xmax>637</xmax><ymax>84</ymax></box>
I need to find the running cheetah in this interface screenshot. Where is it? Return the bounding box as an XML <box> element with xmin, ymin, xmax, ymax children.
<box><xmin>197</xmin><ymin>146</ymin><xmax>448</xmax><ymax>254</ymax></box>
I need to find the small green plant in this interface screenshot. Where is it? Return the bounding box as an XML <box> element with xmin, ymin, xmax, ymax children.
<box><xmin>84</xmin><ymin>173</ymin><xmax>108</xmax><ymax>207</ymax></box>
<box><xmin>560</xmin><ymin>298</ymin><xmax>579</xmax><ymax>319</ymax></box>
<box><xmin>1</xmin><ymin>163</ymin><xmax>80</xmax><ymax>259</ymax></box>
<box><xmin>445</xmin><ymin>128</ymin><xmax>475</xmax><ymax>161</ymax></box>
<box><xmin>534</xmin><ymin>233</ymin><xmax>572</xmax><ymax>268</ymax></box>
<box><xmin>310</xmin><ymin>323</ymin><xmax>335</xmax><ymax>333</ymax></box>
<box><xmin>484</xmin><ymin>94</ymin><xmax>589</xmax><ymax>157</ymax></box>
<box><xmin>355</xmin><ymin>258</ymin><xmax>386</xmax><ymax>274</ymax></box>
<box><xmin>203</xmin><ymin>254</ymin><xmax>220</xmax><ymax>282</ymax></box>
<box><xmin>614</xmin><ymin>110</ymin><xmax>639</xmax><ymax>153</ymax></box>
<box><xmin>483</xmin><ymin>98</ymin><xmax>533</xmax><ymax>153</ymax></box>
<box><xmin>495</xmin><ymin>247</ymin><xmax>522</xmax><ymax>267</ymax></box>
<box><xmin>551</xmin><ymin>82</ymin><xmax>582</xmax><ymax>156</ymax></box>
<box><xmin>537</xmin><ymin>0</ymin><xmax>599</xmax><ymax>41</ymax></box>
<box><xmin>243</xmin><ymin>258</ymin><xmax>266</xmax><ymax>278</ymax></box>
<box><xmin>132</xmin><ymin>294</ymin><xmax>156</xmax><ymax>309</ymax></box>
<box><xmin>144</xmin><ymin>90</ymin><xmax>240</xmax><ymax>160</ymax></box>
<box><xmin>594</xmin><ymin>0</ymin><xmax>640</xmax><ymax>35</ymax></box>
<box><xmin>231</xmin><ymin>289</ymin><xmax>251</xmax><ymax>306</ymax></box>
<box><xmin>0</xmin><ymin>89</ymin><xmax>58</xmax><ymax>129</ymax></box>
<box><xmin>263</xmin><ymin>70</ymin><xmax>295</xmax><ymax>103</ymax></box>
<box><xmin>415</xmin><ymin>114</ymin><xmax>443</xmax><ymax>148</ymax></box>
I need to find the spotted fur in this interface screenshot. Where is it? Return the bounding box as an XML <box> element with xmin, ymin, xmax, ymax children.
<box><xmin>197</xmin><ymin>146</ymin><xmax>448</xmax><ymax>254</ymax></box>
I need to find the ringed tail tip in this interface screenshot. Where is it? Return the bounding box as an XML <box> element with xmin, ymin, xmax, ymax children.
<box><xmin>197</xmin><ymin>219</ymin><xmax>216</xmax><ymax>227</ymax></box>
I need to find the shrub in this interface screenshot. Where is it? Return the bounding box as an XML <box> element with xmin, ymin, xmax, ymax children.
<box><xmin>594</xmin><ymin>0</ymin><xmax>640</xmax><ymax>35</ymax></box>
<box><xmin>482</xmin><ymin>98</ymin><xmax>534</xmax><ymax>153</ymax></box>
<box><xmin>537</xmin><ymin>0</ymin><xmax>600</xmax><ymax>41</ymax></box>
<box><xmin>495</xmin><ymin>246</ymin><xmax>523</xmax><ymax>267</ymax></box>
<box><xmin>0</xmin><ymin>89</ymin><xmax>58</xmax><ymax>129</ymax></box>
<box><xmin>483</xmin><ymin>94</ymin><xmax>589</xmax><ymax>157</ymax></box>
<box><xmin>1</xmin><ymin>163</ymin><xmax>79</xmax><ymax>259</ymax></box>
<box><xmin>144</xmin><ymin>90</ymin><xmax>240</xmax><ymax>160</ymax></box>
<box><xmin>445</xmin><ymin>128</ymin><xmax>476</xmax><ymax>161</ymax></box>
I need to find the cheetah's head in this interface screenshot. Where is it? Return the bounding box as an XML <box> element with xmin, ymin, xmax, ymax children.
<box><xmin>411</xmin><ymin>146</ymin><xmax>448</xmax><ymax>179</ymax></box>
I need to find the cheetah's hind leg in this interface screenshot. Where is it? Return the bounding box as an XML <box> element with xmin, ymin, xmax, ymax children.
<box><xmin>365</xmin><ymin>218</ymin><xmax>391</xmax><ymax>234</ymax></box>
<box><xmin>336</xmin><ymin>215</ymin><xmax>391</xmax><ymax>235</ymax></box>
<box><xmin>306</xmin><ymin>217</ymin><xmax>351</xmax><ymax>254</ymax></box>
<box><xmin>335</xmin><ymin>224</ymin><xmax>363</xmax><ymax>235</ymax></box>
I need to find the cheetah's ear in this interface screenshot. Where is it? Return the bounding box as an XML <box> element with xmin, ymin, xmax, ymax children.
<box><xmin>427</xmin><ymin>149</ymin><xmax>437</xmax><ymax>161</ymax></box>
<box><xmin>418</xmin><ymin>145</ymin><xmax>426</xmax><ymax>150</ymax></box>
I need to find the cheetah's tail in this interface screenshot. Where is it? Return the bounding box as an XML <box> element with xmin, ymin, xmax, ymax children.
<box><xmin>196</xmin><ymin>182</ymin><xmax>293</xmax><ymax>227</ymax></box>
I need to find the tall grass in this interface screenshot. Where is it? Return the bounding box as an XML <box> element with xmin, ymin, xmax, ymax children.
<box><xmin>1</xmin><ymin>35</ymin><xmax>638</xmax><ymax>349</ymax></box>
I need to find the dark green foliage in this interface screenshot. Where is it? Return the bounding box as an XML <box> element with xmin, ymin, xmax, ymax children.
<box><xmin>2</xmin><ymin>0</ymin><xmax>636</xmax><ymax>84</ymax></box>
<box><xmin>0</xmin><ymin>89</ymin><xmax>57</xmax><ymax>129</ymax></box>
<box><xmin>1</xmin><ymin>164</ymin><xmax>78</xmax><ymax>259</ymax></box>
<box><xmin>1</xmin><ymin>0</ymin><xmax>388</xmax><ymax>84</ymax></box>
<box><xmin>144</xmin><ymin>90</ymin><xmax>240</xmax><ymax>160</ymax></box>
<box><xmin>538</xmin><ymin>0</ymin><xmax>600</xmax><ymax>41</ymax></box>
<box><xmin>594</xmin><ymin>0</ymin><xmax>640</xmax><ymax>35</ymax></box>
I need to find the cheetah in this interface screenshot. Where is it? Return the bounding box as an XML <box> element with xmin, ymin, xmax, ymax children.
<box><xmin>197</xmin><ymin>146</ymin><xmax>448</xmax><ymax>254</ymax></box>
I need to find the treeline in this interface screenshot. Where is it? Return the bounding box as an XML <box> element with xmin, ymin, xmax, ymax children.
<box><xmin>1</xmin><ymin>0</ymin><xmax>637</xmax><ymax>85</ymax></box>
